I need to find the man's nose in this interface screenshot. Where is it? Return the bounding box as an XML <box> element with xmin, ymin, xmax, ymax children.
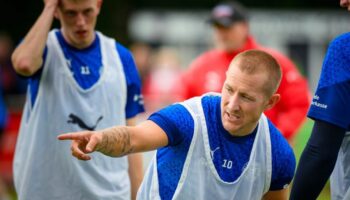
<box><xmin>76</xmin><ymin>13</ymin><xmax>86</xmax><ymax>26</ymax></box>
<box><xmin>227</xmin><ymin>94</ymin><xmax>240</xmax><ymax>112</ymax></box>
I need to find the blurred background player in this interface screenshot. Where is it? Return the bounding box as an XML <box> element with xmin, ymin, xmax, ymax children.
<box><xmin>11</xmin><ymin>0</ymin><xmax>144</xmax><ymax>199</ymax></box>
<box><xmin>180</xmin><ymin>1</ymin><xmax>310</xmax><ymax>142</ymax></box>
<box><xmin>59</xmin><ymin>50</ymin><xmax>296</xmax><ymax>200</ymax></box>
<box><xmin>290</xmin><ymin>0</ymin><xmax>350</xmax><ymax>199</ymax></box>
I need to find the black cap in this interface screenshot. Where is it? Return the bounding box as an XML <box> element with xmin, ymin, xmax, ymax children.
<box><xmin>208</xmin><ymin>1</ymin><xmax>248</xmax><ymax>27</ymax></box>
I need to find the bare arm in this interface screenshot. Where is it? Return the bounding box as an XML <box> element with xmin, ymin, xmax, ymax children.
<box><xmin>57</xmin><ymin>120</ymin><xmax>168</xmax><ymax>160</ymax></box>
<box><xmin>126</xmin><ymin>117</ymin><xmax>144</xmax><ymax>200</ymax></box>
<box><xmin>263</xmin><ymin>188</ymin><xmax>289</xmax><ymax>200</ymax></box>
<box><xmin>11</xmin><ymin>0</ymin><xmax>58</xmax><ymax>76</ymax></box>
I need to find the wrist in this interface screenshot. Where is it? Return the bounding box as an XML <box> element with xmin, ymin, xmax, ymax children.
<box><xmin>43</xmin><ymin>3</ymin><xmax>57</xmax><ymax>14</ymax></box>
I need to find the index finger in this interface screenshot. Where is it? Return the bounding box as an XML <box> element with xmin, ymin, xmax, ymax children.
<box><xmin>57</xmin><ymin>131</ymin><xmax>90</xmax><ymax>140</ymax></box>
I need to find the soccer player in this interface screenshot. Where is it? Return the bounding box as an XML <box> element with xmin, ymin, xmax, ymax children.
<box><xmin>290</xmin><ymin>0</ymin><xmax>350</xmax><ymax>199</ymax></box>
<box><xmin>59</xmin><ymin>50</ymin><xmax>296</xmax><ymax>200</ymax></box>
<box><xmin>180</xmin><ymin>1</ymin><xmax>310</xmax><ymax>141</ymax></box>
<box><xmin>11</xmin><ymin>0</ymin><xmax>144</xmax><ymax>199</ymax></box>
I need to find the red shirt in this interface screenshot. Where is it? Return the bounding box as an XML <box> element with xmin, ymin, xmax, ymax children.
<box><xmin>181</xmin><ymin>36</ymin><xmax>310</xmax><ymax>140</ymax></box>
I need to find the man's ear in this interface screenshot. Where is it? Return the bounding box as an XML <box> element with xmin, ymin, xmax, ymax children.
<box><xmin>265</xmin><ymin>93</ymin><xmax>280</xmax><ymax>110</ymax></box>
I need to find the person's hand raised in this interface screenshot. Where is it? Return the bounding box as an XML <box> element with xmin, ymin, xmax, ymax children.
<box><xmin>44</xmin><ymin>0</ymin><xmax>59</xmax><ymax>10</ymax></box>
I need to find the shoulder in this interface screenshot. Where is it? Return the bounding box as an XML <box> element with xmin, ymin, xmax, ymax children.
<box><xmin>181</xmin><ymin>93</ymin><xmax>221</xmax><ymax>112</ymax></box>
<box><xmin>96</xmin><ymin>31</ymin><xmax>115</xmax><ymax>42</ymax></box>
<box><xmin>46</xmin><ymin>29</ymin><xmax>61</xmax><ymax>49</ymax></box>
<box><xmin>149</xmin><ymin>103</ymin><xmax>194</xmax><ymax>146</ymax></box>
<box><xmin>311</xmin><ymin>32</ymin><xmax>350</xmax><ymax>67</ymax></box>
<box><xmin>97</xmin><ymin>33</ymin><xmax>133</xmax><ymax>60</ymax></box>
<box><xmin>330</xmin><ymin>32</ymin><xmax>350</xmax><ymax>46</ymax></box>
<box><xmin>317</xmin><ymin>32</ymin><xmax>350</xmax><ymax>87</ymax></box>
<box><xmin>115</xmin><ymin>42</ymin><xmax>133</xmax><ymax>60</ymax></box>
<box><xmin>325</xmin><ymin>32</ymin><xmax>350</xmax><ymax>61</ymax></box>
<box><xmin>113</xmin><ymin>42</ymin><xmax>140</xmax><ymax>82</ymax></box>
<box><xmin>151</xmin><ymin>103</ymin><xmax>192</xmax><ymax>119</ymax></box>
<box><xmin>115</xmin><ymin>42</ymin><xmax>137</xmax><ymax>72</ymax></box>
<box><xmin>314</xmin><ymin>33</ymin><xmax>350</xmax><ymax>68</ymax></box>
<box><xmin>151</xmin><ymin>94</ymin><xmax>219</xmax><ymax>128</ymax></box>
<box><xmin>201</xmin><ymin>93</ymin><xmax>221</xmax><ymax>106</ymax></box>
<box><xmin>322</xmin><ymin>32</ymin><xmax>350</xmax><ymax>61</ymax></box>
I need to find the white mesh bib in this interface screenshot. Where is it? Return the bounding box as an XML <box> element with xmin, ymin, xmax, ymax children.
<box><xmin>137</xmin><ymin>94</ymin><xmax>272</xmax><ymax>200</ymax></box>
<box><xmin>14</xmin><ymin>30</ymin><xmax>130</xmax><ymax>200</ymax></box>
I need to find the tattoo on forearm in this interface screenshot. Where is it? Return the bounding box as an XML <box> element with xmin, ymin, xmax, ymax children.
<box><xmin>98</xmin><ymin>126</ymin><xmax>134</xmax><ymax>157</ymax></box>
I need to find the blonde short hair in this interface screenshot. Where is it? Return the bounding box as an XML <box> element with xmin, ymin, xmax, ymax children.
<box><xmin>229</xmin><ymin>49</ymin><xmax>282</xmax><ymax>96</ymax></box>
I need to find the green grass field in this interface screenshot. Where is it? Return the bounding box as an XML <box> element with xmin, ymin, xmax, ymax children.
<box><xmin>294</xmin><ymin>119</ymin><xmax>330</xmax><ymax>200</ymax></box>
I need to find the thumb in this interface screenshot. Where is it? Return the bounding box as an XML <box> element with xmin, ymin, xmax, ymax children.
<box><xmin>86</xmin><ymin>135</ymin><xmax>99</xmax><ymax>153</ymax></box>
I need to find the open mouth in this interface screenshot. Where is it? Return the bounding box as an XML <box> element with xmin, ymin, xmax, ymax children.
<box><xmin>225</xmin><ymin>111</ymin><xmax>241</xmax><ymax>122</ymax></box>
<box><xmin>76</xmin><ymin>30</ymin><xmax>87</xmax><ymax>37</ymax></box>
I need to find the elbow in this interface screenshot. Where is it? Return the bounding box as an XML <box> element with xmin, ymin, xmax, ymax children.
<box><xmin>11</xmin><ymin>54</ymin><xmax>40</xmax><ymax>76</ymax></box>
<box><xmin>13</xmin><ymin>61</ymin><xmax>33</xmax><ymax>76</ymax></box>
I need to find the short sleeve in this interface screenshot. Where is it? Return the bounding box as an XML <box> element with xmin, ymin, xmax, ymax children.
<box><xmin>27</xmin><ymin>46</ymin><xmax>47</xmax><ymax>106</ymax></box>
<box><xmin>116</xmin><ymin>43</ymin><xmax>145</xmax><ymax>118</ymax></box>
<box><xmin>308</xmin><ymin>33</ymin><xmax>350</xmax><ymax>130</ymax></box>
<box><xmin>148</xmin><ymin>103</ymin><xmax>194</xmax><ymax>146</ymax></box>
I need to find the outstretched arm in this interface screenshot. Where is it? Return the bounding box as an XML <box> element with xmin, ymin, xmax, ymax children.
<box><xmin>57</xmin><ymin>120</ymin><xmax>168</xmax><ymax>160</ymax></box>
<box><xmin>11</xmin><ymin>0</ymin><xmax>58</xmax><ymax>76</ymax></box>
